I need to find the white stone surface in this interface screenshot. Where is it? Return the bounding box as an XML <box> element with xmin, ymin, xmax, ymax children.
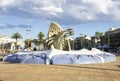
<box><xmin>3</xmin><ymin>48</ymin><xmax>116</xmax><ymax>65</ymax></box>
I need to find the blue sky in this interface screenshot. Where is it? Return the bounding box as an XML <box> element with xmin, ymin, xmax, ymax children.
<box><xmin>0</xmin><ymin>0</ymin><xmax>120</xmax><ymax>41</ymax></box>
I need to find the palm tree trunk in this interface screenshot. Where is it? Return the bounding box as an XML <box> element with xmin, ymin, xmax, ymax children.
<box><xmin>16</xmin><ymin>38</ymin><xmax>17</xmax><ymax>45</ymax></box>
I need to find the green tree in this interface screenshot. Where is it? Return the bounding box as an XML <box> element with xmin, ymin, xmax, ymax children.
<box><xmin>95</xmin><ymin>32</ymin><xmax>103</xmax><ymax>37</ymax></box>
<box><xmin>11</xmin><ymin>32</ymin><xmax>22</xmax><ymax>44</ymax></box>
<box><xmin>38</xmin><ymin>32</ymin><xmax>45</xmax><ymax>44</ymax></box>
<box><xmin>95</xmin><ymin>32</ymin><xmax>104</xmax><ymax>46</ymax></box>
<box><xmin>24</xmin><ymin>39</ymin><xmax>32</xmax><ymax>48</ymax></box>
<box><xmin>37</xmin><ymin>32</ymin><xmax>46</xmax><ymax>50</ymax></box>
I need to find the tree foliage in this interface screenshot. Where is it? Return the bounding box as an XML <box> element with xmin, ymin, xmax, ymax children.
<box><xmin>38</xmin><ymin>32</ymin><xmax>44</xmax><ymax>40</ymax></box>
<box><xmin>11</xmin><ymin>32</ymin><xmax>22</xmax><ymax>44</ymax></box>
<box><xmin>37</xmin><ymin>32</ymin><xmax>45</xmax><ymax>44</ymax></box>
<box><xmin>95</xmin><ymin>32</ymin><xmax>103</xmax><ymax>37</ymax></box>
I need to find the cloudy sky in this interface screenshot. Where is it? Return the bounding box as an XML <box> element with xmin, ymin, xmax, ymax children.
<box><xmin>0</xmin><ymin>0</ymin><xmax>120</xmax><ymax>40</ymax></box>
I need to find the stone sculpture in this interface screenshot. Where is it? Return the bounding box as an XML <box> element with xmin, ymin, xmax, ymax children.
<box><xmin>46</xmin><ymin>22</ymin><xmax>73</xmax><ymax>51</ymax></box>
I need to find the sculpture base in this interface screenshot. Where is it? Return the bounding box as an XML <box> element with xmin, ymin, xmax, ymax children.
<box><xmin>3</xmin><ymin>48</ymin><xmax>116</xmax><ymax>64</ymax></box>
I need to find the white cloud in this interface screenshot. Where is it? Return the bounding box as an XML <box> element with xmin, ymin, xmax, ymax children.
<box><xmin>40</xmin><ymin>6</ymin><xmax>63</xmax><ymax>13</ymax></box>
<box><xmin>82</xmin><ymin>0</ymin><xmax>114</xmax><ymax>14</ymax></box>
<box><xmin>0</xmin><ymin>0</ymin><xmax>120</xmax><ymax>24</ymax></box>
<box><xmin>0</xmin><ymin>0</ymin><xmax>15</xmax><ymax>7</ymax></box>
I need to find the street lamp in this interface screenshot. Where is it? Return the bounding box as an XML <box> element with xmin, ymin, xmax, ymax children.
<box><xmin>26</xmin><ymin>27</ymin><xmax>31</xmax><ymax>49</ymax></box>
<box><xmin>80</xmin><ymin>34</ymin><xmax>83</xmax><ymax>48</ymax></box>
<box><xmin>72</xmin><ymin>36</ymin><xmax>75</xmax><ymax>50</ymax></box>
<box><xmin>108</xmin><ymin>33</ymin><xmax>110</xmax><ymax>47</ymax></box>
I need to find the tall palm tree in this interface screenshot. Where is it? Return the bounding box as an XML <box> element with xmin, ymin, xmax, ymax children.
<box><xmin>11</xmin><ymin>32</ymin><xmax>22</xmax><ymax>44</ymax></box>
<box><xmin>37</xmin><ymin>32</ymin><xmax>45</xmax><ymax>50</ymax></box>
<box><xmin>95</xmin><ymin>32</ymin><xmax>104</xmax><ymax>46</ymax></box>
<box><xmin>38</xmin><ymin>32</ymin><xmax>45</xmax><ymax>44</ymax></box>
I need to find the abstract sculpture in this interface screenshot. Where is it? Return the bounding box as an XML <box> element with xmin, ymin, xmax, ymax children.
<box><xmin>46</xmin><ymin>22</ymin><xmax>73</xmax><ymax>51</ymax></box>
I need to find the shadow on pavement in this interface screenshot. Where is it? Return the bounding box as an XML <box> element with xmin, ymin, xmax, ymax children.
<box><xmin>55</xmin><ymin>64</ymin><xmax>120</xmax><ymax>72</ymax></box>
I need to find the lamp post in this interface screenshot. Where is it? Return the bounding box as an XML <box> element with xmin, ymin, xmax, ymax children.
<box><xmin>108</xmin><ymin>33</ymin><xmax>110</xmax><ymax>47</ymax></box>
<box><xmin>80</xmin><ymin>34</ymin><xmax>83</xmax><ymax>48</ymax></box>
<box><xmin>73</xmin><ymin>36</ymin><xmax>74</xmax><ymax>50</ymax></box>
<box><xmin>70</xmin><ymin>36</ymin><xmax>74</xmax><ymax>50</ymax></box>
<box><xmin>26</xmin><ymin>27</ymin><xmax>31</xmax><ymax>49</ymax></box>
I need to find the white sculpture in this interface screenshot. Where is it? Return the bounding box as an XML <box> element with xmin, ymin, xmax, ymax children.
<box><xmin>46</xmin><ymin>22</ymin><xmax>73</xmax><ymax>51</ymax></box>
<box><xmin>10</xmin><ymin>42</ymin><xmax>15</xmax><ymax>51</ymax></box>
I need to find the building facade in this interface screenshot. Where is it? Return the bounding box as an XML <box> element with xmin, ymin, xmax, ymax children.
<box><xmin>105</xmin><ymin>27</ymin><xmax>120</xmax><ymax>48</ymax></box>
<box><xmin>74</xmin><ymin>35</ymin><xmax>92</xmax><ymax>50</ymax></box>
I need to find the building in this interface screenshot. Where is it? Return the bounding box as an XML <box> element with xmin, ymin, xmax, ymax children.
<box><xmin>74</xmin><ymin>35</ymin><xmax>92</xmax><ymax>50</ymax></box>
<box><xmin>0</xmin><ymin>35</ymin><xmax>24</xmax><ymax>53</ymax></box>
<box><xmin>74</xmin><ymin>37</ymin><xmax>81</xmax><ymax>50</ymax></box>
<box><xmin>105</xmin><ymin>27</ymin><xmax>120</xmax><ymax>48</ymax></box>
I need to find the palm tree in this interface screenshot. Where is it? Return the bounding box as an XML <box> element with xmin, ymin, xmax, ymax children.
<box><xmin>37</xmin><ymin>32</ymin><xmax>45</xmax><ymax>50</ymax></box>
<box><xmin>95</xmin><ymin>32</ymin><xmax>104</xmax><ymax>46</ymax></box>
<box><xmin>11</xmin><ymin>32</ymin><xmax>22</xmax><ymax>44</ymax></box>
<box><xmin>24</xmin><ymin>39</ymin><xmax>32</xmax><ymax>48</ymax></box>
<box><xmin>38</xmin><ymin>32</ymin><xmax>45</xmax><ymax>44</ymax></box>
